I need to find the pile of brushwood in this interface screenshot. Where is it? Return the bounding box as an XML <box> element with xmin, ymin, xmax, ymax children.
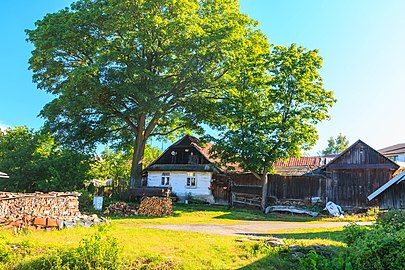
<box><xmin>104</xmin><ymin>202</ymin><xmax>138</xmax><ymax>216</ymax></box>
<box><xmin>104</xmin><ymin>197</ymin><xmax>173</xmax><ymax>217</ymax></box>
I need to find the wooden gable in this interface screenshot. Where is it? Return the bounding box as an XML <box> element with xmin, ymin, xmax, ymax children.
<box><xmin>325</xmin><ymin>140</ymin><xmax>399</xmax><ymax>170</ymax></box>
<box><xmin>146</xmin><ymin>135</ymin><xmax>212</xmax><ymax>168</ymax></box>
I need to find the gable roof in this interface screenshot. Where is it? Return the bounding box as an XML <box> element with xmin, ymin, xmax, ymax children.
<box><xmin>379</xmin><ymin>143</ymin><xmax>405</xmax><ymax>156</ymax></box>
<box><xmin>325</xmin><ymin>139</ymin><xmax>399</xmax><ymax>170</ymax></box>
<box><xmin>368</xmin><ymin>170</ymin><xmax>405</xmax><ymax>201</ymax></box>
<box><xmin>144</xmin><ymin>135</ymin><xmax>223</xmax><ymax>172</ymax></box>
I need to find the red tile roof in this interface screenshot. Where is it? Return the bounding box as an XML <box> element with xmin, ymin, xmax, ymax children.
<box><xmin>274</xmin><ymin>156</ymin><xmax>322</xmax><ymax>167</ymax></box>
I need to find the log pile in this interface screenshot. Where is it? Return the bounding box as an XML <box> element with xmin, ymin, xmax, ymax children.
<box><xmin>0</xmin><ymin>192</ymin><xmax>105</xmax><ymax>230</ymax></box>
<box><xmin>138</xmin><ymin>197</ymin><xmax>173</xmax><ymax>217</ymax></box>
<box><xmin>103</xmin><ymin>202</ymin><xmax>138</xmax><ymax>216</ymax></box>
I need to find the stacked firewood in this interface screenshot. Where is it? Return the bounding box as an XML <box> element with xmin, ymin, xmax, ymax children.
<box><xmin>0</xmin><ymin>192</ymin><xmax>80</xmax><ymax>219</ymax></box>
<box><xmin>0</xmin><ymin>192</ymin><xmax>105</xmax><ymax>230</ymax></box>
<box><xmin>104</xmin><ymin>202</ymin><xmax>138</xmax><ymax>216</ymax></box>
<box><xmin>138</xmin><ymin>197</ymin><xmax>173</xmax><ymax>217</ymax></box>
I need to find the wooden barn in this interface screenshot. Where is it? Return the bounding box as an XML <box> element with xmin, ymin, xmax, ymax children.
<box><xmin>368</xmin><ymin>170</ymin><xmax>405</xmax><ymax>209</ymax></box>
<box><xmin>230</xmin><ymin>140</ymin><xmax>399</xmax><ymax>209</ymax></box>
<box><xmin>324</xmin><ymin>140</ymin><xmax>399</xmax><ymax>208</ymax></box>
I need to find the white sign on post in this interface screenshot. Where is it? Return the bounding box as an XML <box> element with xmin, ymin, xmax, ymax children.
<box><xmin>93</xmin><ymin>196</ymin><xmax>103</xmax><ymax>211</ymax></box>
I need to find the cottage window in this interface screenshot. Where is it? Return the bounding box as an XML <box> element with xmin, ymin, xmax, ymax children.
<box><xmin>186</xmin><ymin>172</ymin><xmax>196</xmax><ymax>187</ymax></box>
<box><xmin>161</xmin><ymin>172</ymin><xmax>170</xmax><ymax>186</ymax></box>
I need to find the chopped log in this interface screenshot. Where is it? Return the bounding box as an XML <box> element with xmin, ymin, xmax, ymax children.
<box><xmin>104</xmin><ymin>202</ymin><xmax>138</xmax><ymax>216</ymax></box>
<box><xmin>0</xmin><ymin>192</ymin><xmax>106</xmax><ymax>230</ymax></box>
<box><xmin>138</xmin><ymin>197</ymin><xmax>173</xmax><ymax>217</ymax></box>
<box><xmin>265</xmin><ymin>205</ymin><xmax>319</xmax><ymax>217</ymax></box>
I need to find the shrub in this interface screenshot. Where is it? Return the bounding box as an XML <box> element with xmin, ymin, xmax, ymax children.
<box><xmin>342</xmin><ymin>210</ymin><xmax>405</xmax><ymax>270</ymax></box>
<box><xmin>342</xmin><ymin>223</ymin><xmax>370</xmax><ymax>245</ymax></box>
<box><xmin>17</xmin><ymin>226</ymin><xmax>121</xmax><ymax>270</ymax></box>
<box><xmin>346</xmin><ymin>228</ymin><xmax>405</xmax><ymax>270</ymax></box>
<box><xmin>298</xmin><ymin>250</ymin><xmax>352</xmax><ymax>270</ymax></box>
<box><xmin>75</xmin><ymin>226</ymin><xmax>120</xmax><ymax>269</ymax></box>
<box><xmin>78</xmin><ymin>189</ymin><xmax>94</xmax><ymax>212</ymax></box>
<box><xmin>375</xmin><ymin>209</ymin><xmax>405</xmax><ymax>232</ymax></box>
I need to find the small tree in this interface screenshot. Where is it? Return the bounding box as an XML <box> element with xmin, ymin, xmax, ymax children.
<box><xmin>322</xmin><ymin>133</ymin><xmax>349</xmax><ymax>155</ymax></box>
<box><xmin>210</xmin><ymin>44</ymin><xmax>336</xmax><ymax>211</ymax></box>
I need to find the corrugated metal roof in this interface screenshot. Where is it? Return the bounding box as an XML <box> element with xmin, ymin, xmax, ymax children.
<box><xmin>368</xmin><ymin>170</ymin><xmax>405</xmax><ymax>201</ymax></box>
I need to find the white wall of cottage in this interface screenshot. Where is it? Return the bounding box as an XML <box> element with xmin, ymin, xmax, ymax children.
<box><xmin>147</xmin><ymin>171</ymin><xmax>213</xmax><ymax>198</ymax></box>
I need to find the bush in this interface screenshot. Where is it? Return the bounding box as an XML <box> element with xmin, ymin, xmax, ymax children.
<box><xmin>17</xmin><ymin>226</ymin><xmax>121</xmax><ymax>270</ymax></box>
<box><xmin>346</xmin><ymin>228</ymin><xmax>405</xmax><ymax>270</ymax></box>
<box><xmin>298</xmin><ymin>250</ymin><xmax>352</xmax><ymax>270</ymax></box>
<box><xmin>375</xmin><ymin>209</ymin><xmax>405</xmax><ymax>232</ymax></box>
<box><xmin>342</xmin><ymin>210</ymin><xmax>405</xmax><ymax>270</ymax></box>
<box><xmin>343</xmin><ymin>223</ymin><xmax>370</xmax><ymax>245</ymax></box>
<box><xmin>78</xmin><ymin>189</ymin><xmax>94</xmax><ymax>212</ymax></box>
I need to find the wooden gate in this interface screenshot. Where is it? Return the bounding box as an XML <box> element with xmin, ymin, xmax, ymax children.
<box><xmin>211</xmin><ymin>174</ymin><xmax>230</xmax><ymax>204</ymax></box>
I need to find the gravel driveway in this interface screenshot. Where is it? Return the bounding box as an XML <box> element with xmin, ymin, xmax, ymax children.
<box><xmin>142</xmin><ymin>221</ymin><xmax>372</xmax><ymax>237</ymax></box>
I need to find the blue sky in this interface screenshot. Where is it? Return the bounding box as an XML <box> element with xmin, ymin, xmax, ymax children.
<box><xmin>1</xmin><ymin>1</ymin><xmax>404</xmax><ymax>154</ymax></box>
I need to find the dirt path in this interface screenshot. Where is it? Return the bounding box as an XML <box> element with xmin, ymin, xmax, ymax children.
<box><xmin>142</xmin><ymin>221</ymin><xmax>372</xmax><ymax>237</ymax></box>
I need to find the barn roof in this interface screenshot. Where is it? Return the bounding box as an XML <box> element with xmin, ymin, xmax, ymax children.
<box><xmin>325</xmin><ymin>139</ymin><xmax>399</xmax><ymax>170</ymax></box>
<box><xmin>368</xmin><ymin>170</ymin><xmax>405</xmax><ymax>201</ymax></box>
<box><xmin>379</xmin><ymin>143</ymin><xmax>405</xmax><ymax>156</ymax></box>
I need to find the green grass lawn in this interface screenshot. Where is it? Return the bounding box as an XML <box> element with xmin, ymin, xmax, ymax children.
<box><xmin>0</xmin><ymin>205</ymin><xmax>364</xmax><ymax>269</ymax></box>
<box><xmin>110</xmin><ymin>204</ymin><xmax>376</xmax><ymax>226</ymax></box>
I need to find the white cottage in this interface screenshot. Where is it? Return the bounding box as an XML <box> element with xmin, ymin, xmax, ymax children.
<box><xmin>144</xmin><ymin>135</ymin><xmax>222</xmax><ymax>203</ymax></box>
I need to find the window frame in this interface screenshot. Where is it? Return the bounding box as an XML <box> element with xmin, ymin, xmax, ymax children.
<box><xmin>161</xmin><ymin>172</ymin><xmax>170</xmax><ymax>186</ymax></box>
<box><xmin>186</xmin><ymin>172</ymin><xmax>197</xmax><ymax>188</ymax></box>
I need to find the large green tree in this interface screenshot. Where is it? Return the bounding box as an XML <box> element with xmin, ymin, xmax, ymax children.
<box><xmin>26</xmin><ymin>0</ymin><xmax>268</xmax><ymax>188</ymax></box>
<box><xmin>0</xmin><ymin>127</ymin><xmax>90</xmax><ymax>192</ymax></box>
<box><xmin>322</xmin><ymin>133</ymin><xmax>349</xmax><ymax>155</ymax></box>
<box><xmin>210</xmin><ymin>44</ymin><xmax>336</xmax><ymax>210</ymax></box>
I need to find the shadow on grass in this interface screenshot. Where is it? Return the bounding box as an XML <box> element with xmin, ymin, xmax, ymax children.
<box><xmin>175</xmin><ymin>204</ymin><xmax>320</xmax><ymax>222</ymax></box>
<box><xmin>107</xmin><ymin>204</ymin><xmax>323</xmax><ymax>223</ymax></box>
<box><xmin>236</xmin><ymin>244</ymin><xmax>345</xmax><ymax>270</ymax></box>
<box><xmin>271</xmin><ymin>230</ymin><xmax>345</xmax><ymax>242</ymax></box>
<box><xmin>214</xmin><ymin>212</ymin><xmax>317</xmax><ymax>222</ymax></box>
<box><xmin>236</xmin><ymin>231</ymin><xmax>346</xmax><ymax>270</ymax></box>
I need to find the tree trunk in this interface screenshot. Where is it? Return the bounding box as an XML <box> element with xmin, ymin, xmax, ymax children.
<box><xmin>129</xmin><ymin>135</ymin><xmax>147</xmax><ymax>189</ymax></box>
<box><xmin>261</xmin><ymin>168</ymin><xmax>269</xmax><ymax>212</ymax></box>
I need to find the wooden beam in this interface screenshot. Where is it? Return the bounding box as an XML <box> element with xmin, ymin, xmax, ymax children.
<box><xmin>327</xmin><ymin>163</ymin><xmax>397</xmax><ymax>170</ymax></box>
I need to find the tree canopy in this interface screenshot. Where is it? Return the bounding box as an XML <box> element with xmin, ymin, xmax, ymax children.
<box><xmin>0</xmin><ymin>127</ymin><xmax>90</xmax><ymax>192</ymax></box>
<box><xmin>209</xmin><ymin>44</ymin><xmax>336</xmax><ymax>210</ymax></box>
<box><xmin>322</xmin><ymin>133</ymin><xmax>349</xmax><ymax>155</ymax></box>
<box><xmin>26</xmin><ymin>0</ymin><xmax>268</xmax><ymax>188</ymax></box>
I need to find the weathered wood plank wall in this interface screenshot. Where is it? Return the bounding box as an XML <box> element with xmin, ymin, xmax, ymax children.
<box><xmin>379</xmin><ymin>181</ymin><xmax>405</xmax><ymax>209</ymax></box>
<box><xmin>267</xmin><ymin>175</ymin><xmax>327</xmax><ymax>201</ymax></box>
